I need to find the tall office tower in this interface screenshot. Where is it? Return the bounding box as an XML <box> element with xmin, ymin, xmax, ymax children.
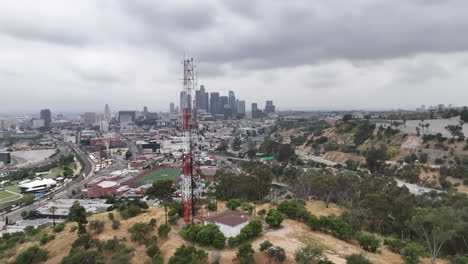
<box><xmin>220</xmin><ymin>96</ymin><xmax>229</xmax><ymax>117</ymax></box>
<box><xmin>104</xmin><ymin>104</ymin><xmax>111</xmax><ymax>122</ymax></box>
<box><xmin>180</xmin><ymin>91</ymin><xmax>188</xmax><ymax>110</ymax></box>
<box><xmin>265</xmin><ymin>100</ymin><xmax>276</xmax><ymax>113</ymax></box>
<box><xmin>238</xmin><ymin>100</ymin><xmax>246</xmax><ymax>114</ymax></box>
<box><xmin>210</xmin><ymin>92</ymin><xmax>220</xmax><ymax>114</ymax></box>
<box><xmin>100</xmin><ymin>121</ymin><xmax>109</xmax><ymax>132</ymax></box>
<box><xmin>251</xmin><ymin>103</ymin><xmax>263</xmax><ymax>118</ymax></box>
<box><xmin>228</xmin><ymin>90</ymin><xmax>237</xmax><ymax>114</ymax></box>
<box><xmin>143</xmin><ymin>106</ymin><xmax>148</xmax><ymax>116</ymax></box>
<box><xmin>251</xmin><ymin>103</ymin><xmax>258</xmax><ymax>112</ymax></box>
<box><xmin>40</xmin><ymin>109</ymin><xmax>52</xmax><ymax>129</ymax></box>
<box><xmin>204</xmin><ymin>91</ymin><xmax>209</xmax><ymax>111</ymax></box>
<box><xmin>195</xmin><ymin>85</ymin><xmax>209</xmax><ymax>110</ymax></box>
<box><xmin>170</xmin><ymin>103</ymin><xmax>175</xmax><ymax>113</ymax></box>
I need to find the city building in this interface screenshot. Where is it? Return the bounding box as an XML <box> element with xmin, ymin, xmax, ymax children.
<box><xmin>104</xmin><ymin>104</ymin><xmax>111</xmax><ymax>122</ymax></box>
<box><xmin>265</xmin><ymin>100</ymin><xmax>276</xmax><ymax>113</ymax></box>
<box><xmin>229</xmin><ymin>90</ymin><xmax>237</xmax><ymax>115</ymax></box>
<box><xmin>210</xmin><ymin>92</ymin><xmax>220</xmax><ymax>115</ymax></box>
<box><xmin>170</xmin><ymin>102</ymin><xmax>175</xmax><ymax>113</ymax></box>
<box><xmin>0</xmin><ymin>152</ymin><xmax>11</xmax><ymax>164</ymax></box>
<box><xmin>18</xmin><ymin>178</ymin><xmax>57</xmax><ymax>193</ymax></box>
<box><xmin>40</xmin><ymin>109</ymin><xmax>52</xmax><ymax>129</ymax></box>
<box><xmin>118</xmin><ymin>111</ymin><xmax>136</xmax><ymax>125</ymax></box>
<box><xmin>0</xmin><ymin>119</ymin><xmax>10</xmax><ymax>131</ymax></box>
<box><xmin>204</xmin><ymin>210</ymin><xmax>249</xmax><ymax>238</ymax></box>
<box><xmin>100</xmin><ymin>121</ymin><xmax>109</xmax><ymax>132</ymax></box>
<box><xmin>238</xmin><ymin>100</ymin><xmax>246</xmax><ymax>114</ymax></box>
<box><xmin>251</xmin><ymin>103</ymin><xmax>264</xmax><ymax>119</ymax></box>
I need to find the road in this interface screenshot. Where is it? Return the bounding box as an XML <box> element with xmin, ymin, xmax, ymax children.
<box><xmin>295</xmin><ymin>149</ymin><xmax>337</xmax><ymax>166</ymax></box>
<box><xmin>395</xmin><ymin>179</ymin><xmax>442</xmax><ymax>195</ymax></box>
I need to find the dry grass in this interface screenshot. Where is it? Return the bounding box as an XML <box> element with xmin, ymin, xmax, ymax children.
<box><xmin>5</xmin><ymin>201</ymin><xmax>449</xmax><ymax>264</ymax></box>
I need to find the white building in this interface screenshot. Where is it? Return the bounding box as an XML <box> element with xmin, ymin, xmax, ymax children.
<box><xmin>18</xmin><ymin>178</ymin><xmax>57</xmax><ymax>193</ymax></box>
<box><xmin>204</xmin><ymin>210</ymin><xmax>249</xmax><ymax>238</ymax></box>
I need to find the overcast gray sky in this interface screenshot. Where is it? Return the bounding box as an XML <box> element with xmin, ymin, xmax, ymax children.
<box><xmin>1</xmin><ymin>0</ymin><xmax>468</xmax><ymax>113</ymax></box>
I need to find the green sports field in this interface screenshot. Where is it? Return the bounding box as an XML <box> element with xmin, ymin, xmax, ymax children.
<box><xmin>130</xmin><ymin>168</ymin><xmax>180</xmax><ymax>185</ymax></box>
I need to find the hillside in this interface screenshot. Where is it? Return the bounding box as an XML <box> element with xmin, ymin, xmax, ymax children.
<box><xmin>3</xmin><ymin>201</ymin><xmax>447</xmax><ymax>264</ymax></box>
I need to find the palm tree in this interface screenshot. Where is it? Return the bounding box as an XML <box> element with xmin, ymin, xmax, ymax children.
<box><xmin>128</xmin><ymin>222</ymin><xmax>152</xmax><ymax>244</ymax></box>
<box><xmin>425</xmin><ymin>123</ymin><xmax>430</xmax><ymax>134</ymax></box>
<box><xmin>49</xmin><ymin>206</ymin><xmax>58</xmax><ymax>227</ymax></box>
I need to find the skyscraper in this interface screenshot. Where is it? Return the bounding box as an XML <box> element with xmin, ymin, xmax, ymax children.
<box><xmin>265</xmin><ymin>100</ymin><xmax>275</xmax><ymax>113</ymax></box>
<box><xmin>228</xmin><ymin>90</ymin><xmax>237</xmax><ymax>114</ymax></box>
<box><xmin>40</xmin><ymin>109</ymin><xmax>51</xmax><ymax>129</ymax></box>
<box><xmin>210</xmin><ymin>92</ymin><xmax>220</xmax><ymax>115</ymax></box>
<box><xmin>170</xmin><ymin>103</ymin><xmax>175</xmax><ymax>113</ymax></box>
<box><xmin>238</xmin><ymin>100</ymin><xmax>246</xmax><ymax>114</ymax></box>
<box><xmin>251</xmin><ymin>103</ymin><xmax>263</xmax><ymax>119</ymax></box>
<box><xmin>104</xmin><ymin>104</ymin><xmax>111</xmax><ymax>122</ymax></box>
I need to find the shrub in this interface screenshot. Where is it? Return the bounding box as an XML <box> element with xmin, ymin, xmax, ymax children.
<box><xmin>226</xmin><ymin>199</ymin><xmax>243</xmax><ymax>210</ymax></box>
<box><xmin>234</xmin><ymin>243</ymin><xmax>255</xmax><ymax>264</ymax></box>
<box><xmin>108</xmin><ymin>212</ymin><xmax>114</xmax><ymax>220</ymax></box>
<box><xmin>70</xmin><ymin>226</ymin><xmax>78</xmax><ymax>233</ymax></box>
<box><xmin>205</xmin><ymin>202</ymin><xmax>217</xmax><ymax>211</ymax></box>
<box><xmin>53</xmin><ymin>223</ymin><xmax>65</xmax><ymax>233</ymax></box>
<box><xmin>346</xmin><ymin>254</ymin><xmax>373</xmax><ymax>264</ymax></box>
<box><xmin>120</xmin><ymin>204</ymin><xmax>142</xmax><ymax>219</ymax></box>
<box><xmin>40</xmin><ymin>234</ymin><xmax>55</xmax><ymax>245</ymax></box>
<box><xmin>257</xmin><ymin>209</ymin><xmax>267</xmax><ymax>218</ymax></box>
<box><xmin>12</xmin><ymin>246</ymin><xmax>48</xmax><ymax>264</ymax></box>
<box><xmin>112</xmin><ymin>220</ymin><xmax>121</xmax><ymax>230</ymax></box>
<box><xmin>259</xmin><ymin>240</ymin><xmax>273</xmax><ymax>251</ymax></box>
<box><xmin>61</xmin><ymin>249</ymin><xmax>104</xmax><ymax>264</ymax></box>
<box><xmin>447</xmin><ymin>255</ymin><xmax>468</xmax><ymax>264</ymax></box>
<box><xmin>89</xmin><ymin>220</ymin><xmax>105</xmax><ymax>234</ymax></box>
<box><xmin>384</xmin><ymin>238</ymin><xmax>405</xmax><ymax>253</ymax></box>
<box><xmin>402</xmin><ymin>242</ymin><xmax>426</xmax><ymax>264</ymax></box>
<box><xmin>72</xmin><ymin>234</ymin><xmax>94</xmax><ymax>249</ymax></box>
<box><xmin>356</xmin><ymin>232</ymin><xmax>380</xmax><ymax>253</ymax></box>
<box><xmin>158</xmin><ymin>224</ymin><xmax>171</xmax><ymax>238</ymax></box>
<box><xmin>241</xmin><ymin>203</ymin><xmax>255</xmax><ymax>215</ymax></box>
<box><xmin>267</xmin><ymin>246</ymin><xmax>286</xmax><ymax>262</ymax></box>
<box><xmin>146</xmin><ymin>245</ymin><xmax>161</xmax><ymax>258</ymax></box>
<box><xmin>295</xmin><ymin>244</ymin><xmax>324</xmax><ymax>264</ymax></box>
<box><xmin>278</xmin><ymin>200</ymin><xmax>311</xmax><ymax>221</ymax></box>
<box><xmin>168</xmin><ymin>245</ymin><xmax>208</xmax><ymax>264</ymax></box>
<box><xmin>265</xmin><ymin>208</ymin><xmax>284</xmax><ymax>228</ymax></box>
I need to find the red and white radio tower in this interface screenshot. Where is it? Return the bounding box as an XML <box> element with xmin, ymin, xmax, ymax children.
<box><xmin>181</xmin><ymin>58</ymin><xmax>197</xmax><ymax>223</ymax></box>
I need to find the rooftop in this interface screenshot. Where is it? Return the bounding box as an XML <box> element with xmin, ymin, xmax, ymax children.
<box><xmin>205</xmin><ymin>210</ymin><xmax>248</xmax><ymax>227</ymax></box>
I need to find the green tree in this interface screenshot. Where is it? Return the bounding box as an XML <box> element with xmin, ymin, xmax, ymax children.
<box><xmin>89</xmin><ymin>220</ymin><xmax>105</xmax><ymax>234</ymax></box>
<box><xmin>365</xmin><ymin>145</ymin><xmax>388</xmax><ymax>173</ymax></box>
<box><xmin>406</xmin><ymin>207</ymin><xmax>458</xmax><ymax>264</ymax></box>
<box><xmin>68</xmin><ymin>201</ymin><xmax>88</xmax><ymax>234</ymax></box>
<box><xmin>168</xmin><ymin>245</ymin><xmax>208</xmax><ymax>264</ymax></box>
<box><xmin>252</xmin><ymin>164</ymin><xmax>274</xmax><ymax>200</ymax></box>
<box><xmin>125</xmin><ymin>150</ymin><xmax>132</xmax><ymax>160</ymax></box>
<box><xmin>12</xmin><ymin>246</ymin><xmax>48</xmax><ymax>264</ymax></box>
<box><xmin>128</xmin><ymin>222</ymin><xmax>153</xmax><ymax>244</ymax></box>
<box><xmin>356</xmin><ymin>232</ymin><xmax>380</xmax><ymax>253</ymax></box>
<box><xmin>265</xmin><ymin>208</ymin><xmax>284</xmax><ymax>228</ymax></box>
<box><xmin>402</xmin><ymin>242</ymin><xmax>427</xmax><ymax>264</ymax></box>
<box><xmin>226</xmin><ymin>199</ymin><xmax>243</xmax><ymax>210</ymax></box>
<box><xmin>234</xmin><ymin>243</ymin><xmax>255</xmax><ymax>264</ymax></box>
<box><xmin>145</xmin><ymin>180</ymin><xmax>176</xmax><ymax>224</ymax></box>
<box><xmin>241</xmin><ymin>203</ymin><xmax>255</xmax><ymax>215</ymax></box>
